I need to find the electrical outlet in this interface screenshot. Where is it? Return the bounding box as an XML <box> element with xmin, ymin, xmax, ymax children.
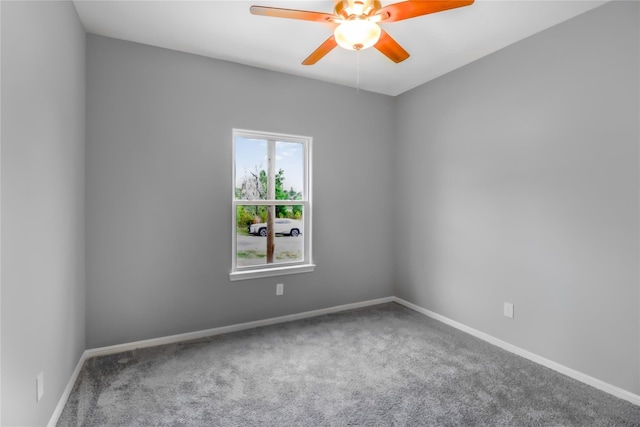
<box><xmin>36</xmin><ymin>372</ymin><xmax>44</xmax><ymax>402</ymax></box>
<box><xmin>276</xmin><ymin>283</ymin><xmax>284</xmax><ymax>296</ymax></box>
<box><xmin>504</xmin><ymin>302</ymin><xmax>514</xmax><ymax>319</ymax></box>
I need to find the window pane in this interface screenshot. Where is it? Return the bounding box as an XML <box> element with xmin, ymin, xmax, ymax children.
<box><xmin>236</xmin><ymin>205</ymin><xmax>304</xmax><ymax>268</ymax></box>
<box><xmin>276</xmin><ymin>141</ymin><xmax>304</xmax><ymax>200</ymax></box>
<box><xmin>235</xmin><ymin>136</ymin><xmax>268</xmax><ymax>200</ymax></box>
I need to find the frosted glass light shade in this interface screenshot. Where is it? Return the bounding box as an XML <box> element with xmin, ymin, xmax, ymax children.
<box><xmin>334</xmin><ymin>20</ymin><xmax>381</xmax><ymax>51</ymax></box>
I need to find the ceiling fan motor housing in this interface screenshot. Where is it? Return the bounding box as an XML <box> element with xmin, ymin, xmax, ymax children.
<box><xmin>334</xmin><ymin>0</ymin><xmax>383</xmax><ymax>19</ymax></box>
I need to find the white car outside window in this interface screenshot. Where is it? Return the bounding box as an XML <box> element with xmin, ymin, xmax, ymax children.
<box><xmin>249</xmin><ymin>219</ymin><xmax>302</xmax><ymax>237</ymax></box>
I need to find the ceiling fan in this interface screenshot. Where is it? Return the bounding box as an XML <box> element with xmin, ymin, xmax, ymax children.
<box><xmin>250</xmin><ymin>0</ymin><xmax>474</xmax><ymax>65</ymax></box>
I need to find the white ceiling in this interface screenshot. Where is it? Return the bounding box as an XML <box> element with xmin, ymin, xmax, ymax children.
<box><xmin>72</xmin><ymin>0</ymin><xmax>609</xmax><ymax>96</ymax></box>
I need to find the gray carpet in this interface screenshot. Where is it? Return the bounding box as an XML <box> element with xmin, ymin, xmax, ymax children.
<box><xmin>58</xmin><ymin>303</ymin><xmax>640</xmax><ymax>426</ymax></box>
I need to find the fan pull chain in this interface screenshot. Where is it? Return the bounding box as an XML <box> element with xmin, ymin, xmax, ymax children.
<box><xmin>356</xmin><ymin>50</ymin><xmax>360</xmax><ymax>95</ymax></box>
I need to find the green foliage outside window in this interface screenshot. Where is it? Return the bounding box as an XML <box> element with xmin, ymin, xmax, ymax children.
<box><xmin>236</xmin><ymin>167</ymin><xmax>302</xmax><ymax>230</ymax></box>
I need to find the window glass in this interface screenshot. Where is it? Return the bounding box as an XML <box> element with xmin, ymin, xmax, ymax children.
<box><xmin>276</xmin><ymin>141</ymin><xmax>304</xmax><ymax>200</ymax></box>
<box><xmin>236</xmin><ymin>205</ymin><xmax>304</xmax><ymax>267</ymax></box>
<box><xmin>234</xmin><ymin>137</ymin><xmax>268</xmax><ymax>201</ymax></box>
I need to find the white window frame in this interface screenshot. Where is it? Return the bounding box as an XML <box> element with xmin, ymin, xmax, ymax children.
<box><xmin>230</xmin><ymin>129</ymin><xmax>314</xmax><ymax>281</ymax></box>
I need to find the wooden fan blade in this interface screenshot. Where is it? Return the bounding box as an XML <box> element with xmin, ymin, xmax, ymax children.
<box><xmin>379</xmin><ymin>0</ymin><xmax>474</xmax><ymax>23</ymax></box>
<box><xmin>375</xmin><ymin>30</ymin><xmax>410</xmax><ymax>63</ymax></box>
<box><xmin>250</xmin><ymin>6</ymin><xmax>336</xmax><ymax>23</ymax></box>
<box><xmin>302</xmin><ymin>35</ymin><xmax>338</xmax><ymax>65</ymax></box>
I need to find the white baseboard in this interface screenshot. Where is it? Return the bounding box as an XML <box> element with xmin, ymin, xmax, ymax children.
<box><xmin>47</xmin><ymin>349</ymin><xmax>88</xmax><ymax>427</ymax></box>
<box><xmin>392</xmin><ymin>297</ymin><xmax>640</xmax><ymax>407</ymax></box>
<box><xmin>47</xmin><ymin>296</ymin><xmax>393</xmax><ymax>426</ymax></box>
<box><xmin>84</xmin><ymin>296</ymin><xmax>394</xmax><ymax>358</ymax></box>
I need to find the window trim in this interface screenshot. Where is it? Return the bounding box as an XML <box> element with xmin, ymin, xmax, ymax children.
<box><xmin>230</xmin><ymin>129</ymin><xmax>314</xmax><ymax>281</ymax></box>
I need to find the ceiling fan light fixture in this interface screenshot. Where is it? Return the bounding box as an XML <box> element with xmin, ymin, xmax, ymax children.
<box><xmin>334</xmin><ymin>19</ymin><xmax>381</xmax><ymax>51</ymax></box>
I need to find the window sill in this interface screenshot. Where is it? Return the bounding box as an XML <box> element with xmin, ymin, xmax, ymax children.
<box><xmin>229</xmin><ymin>264</ymin><xmax>316</xmax><ymax>281</ymax></box>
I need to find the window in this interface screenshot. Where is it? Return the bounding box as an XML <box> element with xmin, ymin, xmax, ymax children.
<box><xmin>230</xmin><ymin>129</ymin><xmax>314</xmax><ymax>281</ymax></box>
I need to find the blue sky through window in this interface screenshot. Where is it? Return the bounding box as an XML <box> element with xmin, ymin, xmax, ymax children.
<box><xmin>235</xmin><ymin>136</ymin><xmax>303</xmax><ymax>195</ymax></box>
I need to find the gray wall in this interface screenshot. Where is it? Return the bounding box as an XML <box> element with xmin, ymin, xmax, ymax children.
<box><xmin>1</xmin><ymin>1</ymin><xmax>86</xmax><ymax>425</ymax></box>
<box><xmin>395</xmin><ymin>1</ymin><xmax>639</xmax><ymax>394</ymax></box>
<box><xmin>85</xmin><ymin>35</ymin><xmax>396</xmax><ymax>348</ymax></box>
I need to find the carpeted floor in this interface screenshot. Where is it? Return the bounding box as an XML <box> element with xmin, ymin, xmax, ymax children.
<box><xmin>58</xmin><ymin>303</ymin><xmax>640</xmax><ymax>426</ymax></box>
